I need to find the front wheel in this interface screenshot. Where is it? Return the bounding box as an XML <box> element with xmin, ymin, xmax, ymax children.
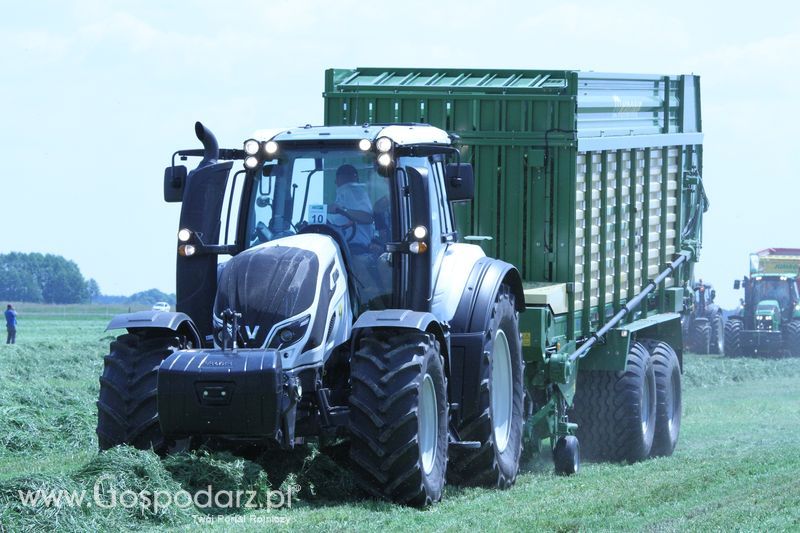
<box><xmin>348</xmin><ymin>330</ymin><xmax>448</xmax><ymax>506</ymax></box>
<box><xmin>448</xmin><ymin>285</ymin><xmax>524</xmax><ymax>488</ymax></box>
<box><xmin>96</xmin><ymin>333</ymin><xmax>178</xmax><ymax>452</ymax></box>
<box><xmin>690</xmin><ymin>320</ymin><xmax>711</xmax><ymax>354</ymax></box>
<box><xmin>709</xmin><ymin>314</ymin><xmax>724</xmax><ymax>355</ymax></box>
<box><xmin>724</xmin><ymin>319</ymin><xmax>743</xmax><ymax>357</ymax></box>
<box><xmin>784</xmin><ymin>320</ymin><xmax>800</xmax><ymax>357</ymax></box>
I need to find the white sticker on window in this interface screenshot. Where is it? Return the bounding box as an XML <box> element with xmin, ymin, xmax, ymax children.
<box><xmin>308</xmin><ymin>204</ymin><xmax>327</xmax><ymax>225</ymax></box>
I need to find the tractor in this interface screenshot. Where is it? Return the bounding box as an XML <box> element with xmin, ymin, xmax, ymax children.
<box><xmin>683</xmin><ymin>279</ymin><xmax>723</xmax><ymax>354</ymax></box>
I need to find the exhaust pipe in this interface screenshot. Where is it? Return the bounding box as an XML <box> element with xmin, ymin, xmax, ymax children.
<box><xmin>194</xmin><ymin>121</ymin><xmax>219</xmax><ymax>168</ymax></box>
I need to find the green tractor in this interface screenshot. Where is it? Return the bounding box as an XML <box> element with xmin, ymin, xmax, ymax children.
<box><xmin>725</xmin><ymin>249</ymin><xmax>800</xmax><ymax>357</ymax></box>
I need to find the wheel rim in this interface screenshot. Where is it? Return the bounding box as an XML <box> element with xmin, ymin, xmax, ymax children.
<box><xmin>667</xmin><ymin>369</ymin><xmax>680</xmax><ymax>433</ymax></box>
<box><xmin>419</xmin><ymin>374</ymin><xmax>438</xmax><ymax>475</ymax></box>
<box><xmin>491</xmin><ymin>329</ymin><xmax>513</xmax><ymax>454</ymax></box>
<box><xmin>641</xmin><ymin>372</ymin><xmax>652</xmax><ymax>435</ymax></box>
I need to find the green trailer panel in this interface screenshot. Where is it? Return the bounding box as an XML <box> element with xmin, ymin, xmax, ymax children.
<box><xmin>324</xmin><ymin>67</ymin><xmax>704</xmax><ymax>362</ymax></box>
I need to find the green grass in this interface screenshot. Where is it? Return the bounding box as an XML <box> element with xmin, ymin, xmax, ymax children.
<box><xmin>1</xmin><ymin>313</ymin><xmax>799</xmax><ymax>531</ymax></box>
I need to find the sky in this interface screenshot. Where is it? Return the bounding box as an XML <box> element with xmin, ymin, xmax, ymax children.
<box><xmin>0</xmin><ymin>0</ymin><xmax>798</xmax><ymax>309</ymax></box>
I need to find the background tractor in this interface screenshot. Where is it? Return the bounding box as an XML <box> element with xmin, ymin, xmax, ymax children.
<box><xmin>682</xmin><ymin>280</ymin><xmax>723</xmax><ymax>353</ymax></box>
<box><xmin>725</xmin><ymin>248</ymin><xmax>800</xmax><ymax>357</ymax></box>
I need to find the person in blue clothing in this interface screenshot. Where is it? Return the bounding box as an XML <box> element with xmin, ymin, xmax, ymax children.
<box><xmin>5</xmin><ymin>304</ymin><xmax>17</xmax><ymax>344</ymax></box>
<box><xmin>327</xmin><ymin>164</ymin><xmax>375</xmax><ymax>253</ymax></box>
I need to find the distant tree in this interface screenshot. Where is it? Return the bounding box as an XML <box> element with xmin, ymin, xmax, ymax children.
<box><xmin>0</xmin><ymin>252</ymin><xmax>88</xmax><ymax>304</ymax></box>
<box><xmin>86</xmin><ymin>278</ymin><xmax>101</xmax><ymax>303</ymax></box>
<box><xmin>127</xmin><ymin>288</ymin><xmax>176</xmax><ymax>306</ymax></box>
<box><xmin>0</xmin><ymin>266</ymin><xmax>43</xmax><ymax>302</ymax></box>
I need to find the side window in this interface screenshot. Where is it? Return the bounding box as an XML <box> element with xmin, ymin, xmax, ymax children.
<box><xmin>219</xmin><ymin>170</ymin><xmax>246</xmax><ymax>246</ymax></box>
<box><xmin>432</xmin><ymin>161</ymin><xmax>453</xmax><ymax>234</ymax></box>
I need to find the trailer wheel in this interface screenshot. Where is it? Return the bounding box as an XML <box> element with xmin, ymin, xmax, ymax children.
<box><xmin>573</xmin><ymin>342</ymin><xmax>656</xmax><ymax>463</ymax></box>
<box><xmin>553</xmin><ymin>436</ymin><xmax>580</xmax><ymax>475</ymax></box>
<box><xmin>723</xmin><ymin>319</ymin><xmax>743</xmax><ymax>357</ymax></box>
<box><xmin>348</xmin><ymin>330</ymin><xmax>447</xmax><ymax>506</ymax></box>
<box><xmin>709</xmin><ymin>313</ymin><xmax>724</xmax><ymax>355</ymax></box>
<box><xmin>448</xmin><ymin>285</ymin><xmax>524</xmax><ymax>488</ymax></box>
<box><xmin>784</xmin><ymin>320</ymin><xmax>800</xmax><ymax>357</ymax></box>
<box><xmin>690</xmin><ymin>320</ymin><xmax>711</xmax><ymax>354</ymax></box>
<box><xmin>646</xmin><ymin>341</ymin><xmax>682</xmax><ymax>457</ymax></box>
<box><xmin>96</xmin><ymin>333</ymin><xmax>177</xmax><ymax>452</ymax></box>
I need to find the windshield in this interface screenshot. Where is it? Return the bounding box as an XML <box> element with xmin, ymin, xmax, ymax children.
<box><xmin>244</xmin><ymin>145</ymin><xmax>394</xmax><ymax>309</ymax></box>
<box><xmin>245</xmin><ymin>147</ymin><xmax>390</xmax><ymax>249</ymax></box>
<box><xmin>752</xmin><ymin>278</ymin><xmax>794</xmax><ymax>313</ymax></box>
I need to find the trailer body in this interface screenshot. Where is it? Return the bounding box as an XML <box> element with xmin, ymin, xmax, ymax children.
<box><xmin>324</xmin><ymin>68</ymin><xmax>705</xmax><ymax>371</ymax></box>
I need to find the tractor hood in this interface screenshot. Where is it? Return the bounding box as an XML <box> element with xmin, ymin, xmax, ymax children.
<box><xmin>212</xmin><ymin>233</ymin><xmax>352</xmax><ymax>368</ymax></box>
<box><xmin>754</xmin><ymin>300</ymin><xmax>781</xmax><ymax>330</ymax></box>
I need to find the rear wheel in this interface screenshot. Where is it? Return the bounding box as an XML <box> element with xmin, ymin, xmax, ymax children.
<box><xmin>448</xmin><ymin>285</ymin><xmax>524</xmax><ymax>488</ymax></box>
<box><xmin>96</xmin><ymin>333</ymin><xmax>178</xmax><ymax>452</ymax></box>
<box><xmin>645</xmin><ymin>341</ymin><xmax>682</xmax><ymax>457</ymax></box>
<box><xmin>784</xmin><ymin>320</ymin><xmax>800</xmax><ymax>357</ymax></box>
<box><xmin>709</xmin><ymin>314</ymin><xmax>724</xmax><ymax>354</ymax></box>
<box><xmin>348</xmin><ymin>330</ymin><xmax>448</xmax><ymax>506</ymax></box>
<box><xmin>690</xmin><ymin>320</ymin><xmax>711</xmax><ymax>354</ymax></box>
<box><xmin>573</xmin><ymin>341</ymin><xmax>656</xmax><ymax>463</ymax></box>
<box><xmin>723</xmin><ymin>319</ymin><xmax>743</xmax><ymax>357</ymax></box>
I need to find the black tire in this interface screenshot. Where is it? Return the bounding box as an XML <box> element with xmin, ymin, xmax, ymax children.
<box><xmin>784</xmin><ymin>320</ymin><xmax>800</xmax><ymax>357</ymax></box>
<box><xmin>723</xmin><ymin>319</ymin><xmax>743</xmax><ymax>357</ymax></box>
<box><xmin>573</xmin><ymin>341</ymin><xmax>656</xmax><ymax>463</ymax></box>
<box><xmin>348</xmin><ymin>330</ymin><xmax>448</xmax><ymax>506</ymax></box>
<box><xmin>645</xmin><ymin>341</ymin><xmax>681</xmax><ymax>457</ymax></box>
<box><xmin>448</xmin><ymin>285</ymin><xmax>524</xmax><ymax>488</ymax></box>
<box><xmin>553</xmin><ymin>436</ymin><xmax>580</xmax><ymax>476</ymax></box>
<box><xmin>690</xmin><ymin>320</ymin><xmax>711</xmax><ymax>354</ymax></box>
<box><xmin>709</xmin><ymin>314</ymin><xmax>724</xmax><ymax>355</ymax></box>
<box><xmin>96</xmin><ymin>333</ymin><xmax>178</xmax><ymax>452</ymax></box>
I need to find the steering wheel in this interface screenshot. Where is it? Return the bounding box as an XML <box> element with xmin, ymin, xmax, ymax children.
<box><xmin>330</xmin><ymin>220</ymin><xmax>358</xmax><ymax>242</ymax></box>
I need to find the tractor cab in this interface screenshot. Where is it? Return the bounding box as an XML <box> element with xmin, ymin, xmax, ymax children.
<box><xmin>743</xmin><ymin>275</ymin><xmax>799</xmax><ymax>331</ymax></box>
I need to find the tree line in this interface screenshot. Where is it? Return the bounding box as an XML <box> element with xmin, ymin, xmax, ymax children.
<box><xmin>0</xmin><ymin>253</ymin><xmax>175</xmax><ymax>305</ymax></box>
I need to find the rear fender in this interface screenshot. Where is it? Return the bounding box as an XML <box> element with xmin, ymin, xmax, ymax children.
<box><xmin>106</xmin><ymin>311</ymin><xmax>202</xmax><ymax>348</ymax></box>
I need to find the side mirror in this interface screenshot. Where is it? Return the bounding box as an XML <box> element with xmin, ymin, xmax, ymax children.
<box><xmin>733</xmin><ymin>279</ymin><xmax>741</xmax><ymax>290</ymax></box>
<box><xmin>445</xmin><ymin>163</ymin><xmax>474</xmax><ymax>202</ymax></box>
<box><xmin>164</xmin><ymin>165</ymin><xmax>187</xmax><ymax>202</ymax></box>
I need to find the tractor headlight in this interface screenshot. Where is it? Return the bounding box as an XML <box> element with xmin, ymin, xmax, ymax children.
<box><xmin>268</xmin><ymin>315</ymin><xmax>311</xmax><ymax>349</ymax></box>
<box><xmin>178</xmin><ymin>244</ymin><xmax>196</xmax><ymax>257</ymax></box>
<box><xmin>244</xmin><ymin>156</ymin><xmax>259</xmax><ymax>169</ymax></box>
<box><xmin>358</xmin><ymin>139</ymin><xmax>372</xmax><ymax>151</ymax></box>
<box><xmin>413</xmin><ymin>225</ymin><xmax>428</xmax><ymax>240</ymax></box>
<box><xmin>177</xmin><ymin>228</ymin><xmax>192</xmax><ymax>242</ymax></box>
<box><xmin>375</xmin><ymin>137</ymin><xmax>393</xmax><ymax>152</ymax></box>
<box><xmin>377</xmin><ymin>153</ymin><xmax>392</xmax><ymax>167</ymax></box>
<box><xmin>264</xmin><ymin>141</ymin><xmax>279</xmax><ymax>155</ymax></box>
<box><xmin>244</xmin><ymin>139</ymin><xmax>260</xmax><ymax>156</ymax></box>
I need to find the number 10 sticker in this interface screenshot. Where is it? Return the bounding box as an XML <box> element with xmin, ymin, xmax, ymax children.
<box><xmin>308</xmin><ymin>204</ymin><xmax>327</xmax><ymax>224</ymax></box>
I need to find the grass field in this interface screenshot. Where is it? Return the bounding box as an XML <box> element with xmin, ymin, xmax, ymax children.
<box><xmin>1</xmin><ymin>313</ymin><xmax>799</xmax><ymax>531</ymax></box>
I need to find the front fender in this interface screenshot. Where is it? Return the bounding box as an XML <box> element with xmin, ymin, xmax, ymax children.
<box><xmin>352</xmin><ymin>309</ymin><xmax>448</xmax><ymax>360</ymax></box>
<box><xmin>106</xmin><ymin>311</ymin><xmax>202</xmax><ymax>347</ymax></box>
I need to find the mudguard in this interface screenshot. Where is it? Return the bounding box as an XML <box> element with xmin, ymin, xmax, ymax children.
<box><xmin>106</xmin><ymin>311</ymin><xmax>202</xmax><ymax>347</ymax></box>
<box><xmin>351</xmin><ymin>309</ymin><xmax>448</xmax><ymax>359</ymax></box>
<box><xmin>450</xmin><ymin>257</ymin><xmax>525</xmax><ymax>334</ymax></box>
<box><xmin>448</xmin><ymin>258</ymin><xmax>524</xmax><ymax>425</ymax></box>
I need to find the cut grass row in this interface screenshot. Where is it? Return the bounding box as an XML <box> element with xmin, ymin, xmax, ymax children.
<box><xmin>1</xmin><ymin>316</ymin><xmax>799</xmax><ymax>531</ymax></box>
